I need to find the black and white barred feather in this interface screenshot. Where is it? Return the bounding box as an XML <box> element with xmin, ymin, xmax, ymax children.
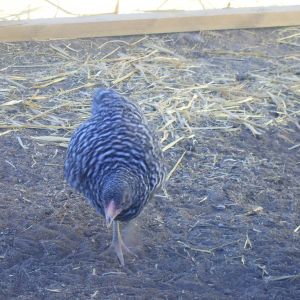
<box><xmin>64</xmin><ymin>88</ymin><xmax>165</xmax><ymax>222</ymax></box>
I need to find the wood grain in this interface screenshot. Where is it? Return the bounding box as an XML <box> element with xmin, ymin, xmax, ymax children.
<box><xmin>0</xmin><ymin>6</ymin><xmax>299</xmax><ymax>42</ymax></box>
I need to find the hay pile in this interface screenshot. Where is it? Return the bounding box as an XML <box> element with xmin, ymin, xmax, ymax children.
<box><xmin>0</xmin><ymin>28</ymin><xmax>299</xmax><ymax>160</ymax></box>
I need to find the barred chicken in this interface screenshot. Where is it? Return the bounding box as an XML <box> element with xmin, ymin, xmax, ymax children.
<box><xmin>64</xmin><ymin>88</ymin><xmax>164</xmax><ymax>265</ymax></box>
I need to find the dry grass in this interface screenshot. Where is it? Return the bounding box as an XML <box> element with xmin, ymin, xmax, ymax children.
<box><xmin>0</xmin><ymin>28</ymin><xmax>299</xmax><ymax>158</ymax></box>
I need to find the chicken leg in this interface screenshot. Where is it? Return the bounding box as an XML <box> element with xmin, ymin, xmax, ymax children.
<box><xmin>110</xmin><ymin>221</ymin><xmax>136</xmax><ymax>266</ymax></box>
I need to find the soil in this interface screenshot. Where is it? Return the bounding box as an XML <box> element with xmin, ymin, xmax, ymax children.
<box><xmin>0</xmin><ymin>28</ymin><xmax>299</xmax><ymax>299</ymax></box>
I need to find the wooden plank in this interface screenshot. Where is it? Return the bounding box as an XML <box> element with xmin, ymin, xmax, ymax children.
<box><xmin>0</xmin><ymin>6</ymin><xmax>300</xmax><ymax>42</ymax></box>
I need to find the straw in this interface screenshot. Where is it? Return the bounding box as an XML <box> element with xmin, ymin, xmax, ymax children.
<box><xmin>0</xmin><ymin>30</ymin><xmax>299</xmax><ymax>157</ymax></box>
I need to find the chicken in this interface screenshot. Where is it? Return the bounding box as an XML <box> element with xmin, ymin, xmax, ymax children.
<box><xmin>64</xmin><ymin>88</ymin><xmax>165</xmax><ymax>265</ymax></box>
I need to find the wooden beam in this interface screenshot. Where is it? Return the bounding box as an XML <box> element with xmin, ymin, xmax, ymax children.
<box><xmin>0</xmin><ymin>6</ymin><xmax>300</xmax><ymax>42</ymax></box>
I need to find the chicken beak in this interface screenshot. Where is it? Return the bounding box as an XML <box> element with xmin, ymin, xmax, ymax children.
<box><xmin>104</xmin><ymin>201</ymin><xmax>120</xmax><ymax>228</ymax></box>
<box><xmin>105</xmin><ymin>215</ymin><xmax>113</xmax><ymax>228</ymax></box>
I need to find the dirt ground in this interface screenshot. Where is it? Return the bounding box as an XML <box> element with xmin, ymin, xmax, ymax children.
<box><xmin>0</xmin><ymin>27</ymin><xmax>299</xmax><ymax>299</ymax></box>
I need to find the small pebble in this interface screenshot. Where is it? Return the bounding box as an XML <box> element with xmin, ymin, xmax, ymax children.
<box><xmin>213</xmin><ymin>204</ymin><xmax>226</xmax><ymax>210</ymax></box>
